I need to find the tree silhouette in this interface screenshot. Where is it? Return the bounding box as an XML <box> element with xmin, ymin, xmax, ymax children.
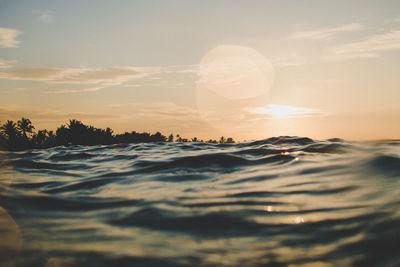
<box><xmin>56</xmin><ymin>125</ymin><xmax>70</xmax><ymax>145</ymax></box>
<box><xmin>67</xmin><ymin>119</ymin><xmax>89</xmax><ymax>145</ymax></box>
<box><xmin>225</xmin><ymin>137</ymin><xmax>235</xmax><ymax>143</ymax></box>
<box><xmin>151</xmin><ymin>132</ymin><xmax>167</xmax><ymax>142</ymax></box>
<box><xmin>17</xmin><ymin>117</ymin><xmax>35</xmax><ymax>139</ymax></box>
<box><xmin>168</xmin><ymin>134</ymin><xmax>174</xmax><ymax>142</ymax></box>
<box><xmin>0</xmin><ymin>120</ymin><xmax>22</xmax><ymax>150</ymax></box>
<box><xmin>35</xmin><ymin>129</ymin><xmax>48</xmax><ymax>145</ymax></box>
<box><xmin>0</xmin><ymin>117</ymin><xmax>237</xmax><ymax>151</ymax></box>
<box><xmin>0</xmin><ymin>120</ymin><xmax>20</xmax><ymax>140</ymax></box>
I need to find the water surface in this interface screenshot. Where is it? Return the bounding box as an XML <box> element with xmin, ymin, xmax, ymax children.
<box><xmin>1</xmin><ymin>137</ymin><xmax>400</xmax><ymax>266</ymax></box>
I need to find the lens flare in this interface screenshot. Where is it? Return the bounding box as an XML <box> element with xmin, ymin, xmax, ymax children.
<box><xmin>196</xmin><ymin>45</ymin><xmax>275</xmax><ymax>136</ymax></box>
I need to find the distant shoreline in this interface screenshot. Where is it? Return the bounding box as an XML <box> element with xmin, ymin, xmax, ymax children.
<box><xmin>0</xmin><ymin>117</ymin><xmax>235</xmax><ymax>151</ymax></box>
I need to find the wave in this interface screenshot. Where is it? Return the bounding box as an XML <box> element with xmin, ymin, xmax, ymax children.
<box><xmin>1</xmin><ymin>136</ymin><xmax>399</xmax><ymax>266</ymax></box>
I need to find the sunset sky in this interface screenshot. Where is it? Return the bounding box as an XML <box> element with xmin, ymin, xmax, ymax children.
<box><xmin>0</xmin><ymin>0</ymin><xmax>399</xmax><ymax>141</ymax></box>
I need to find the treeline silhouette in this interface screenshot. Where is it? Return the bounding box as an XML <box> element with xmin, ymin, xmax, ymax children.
<box><xmin>0</xmin><ymin>118</ymin><xmax>235</xmax><ymax>151</ymax></box>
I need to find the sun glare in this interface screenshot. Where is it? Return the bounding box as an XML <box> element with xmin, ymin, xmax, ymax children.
<box><xmin>195</xmin><ymin>45</ymin><xmax>320</xmax><ymax>138</ymax></box>
<box><xmin>247</xmin><ymin>104</ymin><xmax>317</xmax><ymax>119</ymax></box>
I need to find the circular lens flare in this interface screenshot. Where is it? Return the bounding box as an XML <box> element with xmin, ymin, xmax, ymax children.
<box><xmin>196</xmin><ymin>45</ymin><xmax>275</xmax><ymax>136</ymax></box>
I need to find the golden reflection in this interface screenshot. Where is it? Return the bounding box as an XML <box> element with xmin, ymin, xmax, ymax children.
<box><xmin>295</xmin><ymin>216</ymin><xmax>305</xmax><ymax>224</ymax></box>
<box><xmin>264</xmin><ymin>205</ymin><xmax>273</xmax><ymax>212</ymax></box>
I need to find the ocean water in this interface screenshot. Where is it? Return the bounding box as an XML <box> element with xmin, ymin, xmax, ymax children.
<box><xmin>0</xmin><ymin>136</ymin><xmax>400</xmax><ymax>267</ymax></box>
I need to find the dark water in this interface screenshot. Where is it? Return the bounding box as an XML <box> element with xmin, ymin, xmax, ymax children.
<box><xmin>1</xmin><ymin>137</ymin><xmax>400</xmax><ymax>267</ymax></box>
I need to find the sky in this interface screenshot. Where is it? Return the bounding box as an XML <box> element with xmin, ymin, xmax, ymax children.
<box><xmin>0</xmin><ymin>0</ymin><xmax>399</xmax><ymax>141</ymax></box>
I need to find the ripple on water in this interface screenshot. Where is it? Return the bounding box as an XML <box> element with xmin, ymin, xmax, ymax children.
<box><xmin>1</xmin><ymin>136</ymin><xmax>399</xmax><ymax>266</ymax></box>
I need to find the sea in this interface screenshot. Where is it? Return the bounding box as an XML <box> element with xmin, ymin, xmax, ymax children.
<box><xmin>0</xmin><ymin>136</ymin><xmax>399</xmax><ymax>267</ymax></box>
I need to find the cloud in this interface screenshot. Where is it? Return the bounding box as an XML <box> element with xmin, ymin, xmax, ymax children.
<box><xmin>0</xmin><ymin>105</ymin><xmax>117</xmax><ymax>124</ymax></box>
<box><xmin>38</xmin><ymin>10</ymin><xmax>54</xmax><ymax>23</ymax></box>
<box><xmin>45</xmin><ymin>89</ymin><xmax>80</xmax><ymax>94</ymax></box>
<box><xmin>103</xmin><ymin>102</ymin><xmax>205</xmax><ymax>129</ymax></box>
<box><xmin>0</xmin><ymin>59</ymin><xmax>13</xmax><ymax>69</ymax></box>
<box><xmin>55</xmin><ymin>67</ymin><xmax>143</xmax><ymax>84</ymax></box>
<box><xmin>0</xmin><ymin>68</ymin><xmax>63</xmax><ymax>80</ymax></box>
<box><xmin>130</xmin><ymin>102</ymin><xmax>200</xmax><ymax>120</ymax></box>
<box><xmin>0</xmin><ymin>63</ymin><xmax>198</xmax><ymax>93</ymax></box>
<box><xmin>162</xmin><ymin>64</ymin><xmax>199</xmax><ymax>74</ymax></box>
<box><xmin>0</xmin><ymin>66</ymin><xmax>153</xmax><ymax>89</ymax></box>
<box><xmin>82</xmin><ymin>86</ymin><xmax>103</xmax><ymax>92</ymax></box>
<box><xmin>288</xmin><ymin>23</ymin><xmax>363</xmax><ymax>40</ymax></box>
<box><xmin>46</xmin><ymin>86</ymin><xmax>104</xmax><ymax>94</ymax></box>
<box><xmin>127</xmin><ymin>102</ymin><xmax>215</xmax><ymax>132</ymax></box>
<box><xmin>0</xmin><ymin>27</ymin><xmax>21</xmax><ymax>48</ymax></box>
<box><xmin>323</xmin><ymin>30</ymin><xmax>400</xmax><ymax>61</ymax></box>
<box><xmin>271</xmin><ymin>54</ymin><xmax>308</xmax><ymax>67</ymax></box>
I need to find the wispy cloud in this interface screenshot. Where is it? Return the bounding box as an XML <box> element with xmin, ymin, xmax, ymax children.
<box><xmin>0</xmin><ymin>68</ymin><xmax>62</xmax><ymax>80</ymax></box>
<box><xmin>0</xmin><ymin>67</ymin><xmax>140</xmax><ymax>83</ymax></box>
<box><xmin>0</xmin><ymin>105</ymin><xmax>117</xmax><ymax>124</ymax></box>
<box><xmin>323</xmin><ymin>30</ymin><xmax>400</xmax><ymax>61</ymax></box>
<box><xmin>38</xmin><ymin>10</ymin><xmax>54</xmax><ymax>23</ymax></box>
<box><xmin>271</xmin><ymin>54</ymin><xmax>308</xmax><ymax>67</ymax></box>
<box><xmin>0</xmin><ymin>27</ymin><xmax>21</xmax><ymax>48</ymax></box>
<box><xmin>131</xmin><ymin>102</ymin><xmax>200</xmax><ymax>120</ymax></box>
<box><xmin>0</xmin><ymin>62</ymin><xmax>201</xmax><ymax>93</ymax></box>
<box><xmin>0</xmin><ymin>59</ymin><xmax>13</xmax><ymax>68</ymax></box>
<box><xmin>105</xmin><ymin>102</ymin><xmax>200</xmax><ymax>118</ymax></box>
<box><xmin>162</xmin><ymin>64</ymin><xmax>199</xmax><ymax>74</ymax></box>
<box><xmin>127</xmin><ymin>102</ymin><xmax>213</xmax><ymax>132</ymax></box>
<box><xmin>0</xmin><ymin>66</ymin><xmax>156</xmax><ymax>92</ymax></box>
<box><xmin>46</xmin><ymin>86</ymin><xmax>105</xmax><ymax>94</ymax></box>
<box><xmin>15</xmin><ymin>87</ymin><xmax>28</xmax><ymax>91</ymax></box>
<box><xmin>45</xmin><ymin>89</ymin><xmax>80</xmax><ymax>94</ymax></box>
<box><xmin>288</xmin><ymin>23</ymin><xmax>363</xmax><ymax>40</ymax></box>
<box><xmin>56</xmin><ymin>67</ymin><xmax>145</xmax><ymax>84</ymax></box>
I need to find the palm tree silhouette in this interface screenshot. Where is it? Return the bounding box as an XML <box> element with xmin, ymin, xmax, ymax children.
<box><xmin>226</xmin><ymin>137</ymin><xmax>235</xmax><ymax>143</ymax></box>
<box><xmin>17</xmin><ymin>117</ymin><xmax>35</xmax><ymax>139</ymax></box>
<box><xmin>168</xmin><ymin>134</ymin><xmax>174</xmax><ymax>142</ymax></box>
<box><xmin>0</xmin><ymin>116</ymin><xmax>236</xmax><ymax>151</ymax></box>
<box><xmin>36</xmin><ymin>129</ymin><xmax>48</xmax><ymax>145</ymax></box>
<box><xmin>0</xmin><ymin>120</ymin><xmax>20</xmax><ymax>139</ymax></box>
